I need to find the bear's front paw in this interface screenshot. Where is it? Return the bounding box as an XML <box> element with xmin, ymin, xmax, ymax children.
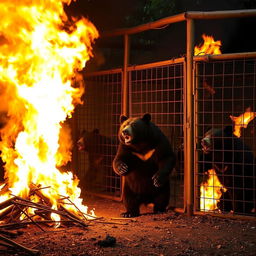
<box><xmin>121</xmin><ymin>211</ymin><xmax>140</xmax><ymax>218</ymax></box>
<box><xmin>116</xmin><ymin>161</ymin><xmax>129</xmax><ymax>175</ymax></box>
<box><xmin>152</xmin><ymin>174</ymin><xmax>162</xmax><ymax>187</ymax></box>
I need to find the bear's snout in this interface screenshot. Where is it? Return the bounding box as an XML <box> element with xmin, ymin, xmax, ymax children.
<box><xmin>201</xmin><ymin>137</ymin><xmax>211</xmax><ymax>154</ymax></box>
<box><xmin>77</xmin><ymin>137</ymin><xmax>85</xmax><ymax>151</ymax></box>
<box><xmin>121</xmin><ymin>128</ymin><xmax>133</xmax><ymax>144</ymax></box>
<box><xmin>122</xmin><ymin>128</ymin><xmax>130</xmax><ymax>136</ymax></box>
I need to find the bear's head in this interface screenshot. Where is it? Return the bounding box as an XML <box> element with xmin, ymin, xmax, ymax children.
<box><xmin>77</xmin><ymin>128</ymin><xmax>100</xmax><ymax>151</ymax></box>
<box><xmin>118</xmin><ymin>113</ymin><xmax>157</xmax><ymax>150</ymax></box>
<box><xmin>201</xmin><ymin>126</ymin><xmax>233</xmax><ymax>155</ymax></box>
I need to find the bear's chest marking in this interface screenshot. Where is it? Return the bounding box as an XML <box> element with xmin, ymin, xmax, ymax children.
<box><xmin>132</xmin><ymin>149</ymin><xmax>155</xmax><ymax>161</ymax></box>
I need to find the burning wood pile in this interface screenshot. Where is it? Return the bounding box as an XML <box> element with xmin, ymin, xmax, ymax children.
<box><xmin>0</xmin><ymin>184</ymin><xmax>96</xmax><ymax>229</ymax></box>
<box><xmin>0</xmin><ymin>185</ymin><xmax>99</xmax><ymax>254</ymax></box>
<box><xmin>0</xmin><ymin>0</ymin><xmax>99</xmax><ymax>254</ymax></box>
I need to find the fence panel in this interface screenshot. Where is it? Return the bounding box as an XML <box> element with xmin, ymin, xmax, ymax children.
<box><xmin>75</xmin><ymin>71</ymin><xmax>122</xmax><ymax>200</ymax></box>
<box><xmin>195</xmin><ymin>58</ymin><xmax>256</xmax><ymax>216</ymax></box>
<box><xmin>128</xmin><ymin>61</ymin><xmax>185</xmax><ymax>209</ymax></box>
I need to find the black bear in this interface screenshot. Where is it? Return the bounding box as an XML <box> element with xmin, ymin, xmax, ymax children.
<box><xmin>200</xmin><ymin>126</ymin><xmax>255</xmax><ymax>213</ymax></box>
<box><xmin>113</xmin><ymin>113</ymin><xmax>176</xmax><ymax>217</ymax></box>
<box><xmin>77</xmin><ymin>129</ymin><xmax>116</xmax><ymax>192</ymax></box>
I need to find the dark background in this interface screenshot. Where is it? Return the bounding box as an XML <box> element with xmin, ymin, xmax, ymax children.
<box><xmin>65</xmin><ymin>0</ymin><xmax>256</xmax><ymax>69</ymax></box>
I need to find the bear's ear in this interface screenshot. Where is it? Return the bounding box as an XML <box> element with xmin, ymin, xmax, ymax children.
<box><xmin>142</xmin><ymin>113</ymin><xmax>151</xmax><ymax>123</ymax></box>
<box><xmin>120</xmin><ymin>115</ymin><xmax>128</xmax><ymax>123</ymax></box>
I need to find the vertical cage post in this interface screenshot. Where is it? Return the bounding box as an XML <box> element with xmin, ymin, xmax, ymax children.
<box><xmin>121</xmin><ymin>34</ymin><xmax>130</xmax><ymax>198</ymax></box>
<box><xmin>122</xmin><ymin>34</ymin><xmax>130</xmax><ymax>116</ymax></box>
<box><xmin>184</xmin><ymin>18</ymin><xmax>195</xmax><ymax>216</ymax></box>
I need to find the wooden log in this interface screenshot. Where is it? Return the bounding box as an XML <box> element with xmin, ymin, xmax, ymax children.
<box><xmin>13</xmin><ymin>198</ymin><xmax>88</xmax><ymax>227</ymax></box>
<box><xmin>0</xmin><ymin>234</ymin><xmax>40</xmax><ymax>255</ymax></box>
<box><xmin>5</xmin><ymin>206</ymin><xmax>25</xmax><ymax>223</ymax></box>
<box><xmin>12</xmin><ymin>203</ymin><xmax>45</xmax><ymax>232</ymax></box>
<box><xmin>0</xmin><ymin>241</ymin><xmax>15</xmax><ymax>249</ymax></box>
<box><xmin>0</xmin><ymin>220</ymin><xmax>75</xmax><ymax>229</ymax></box>
<box><xmin>0</xmin><ymin>197</ymin><xmax>16</xmax><ymax>210</ymax></box>
<box><xmin>59</xmin><ymin>196</ymin><xmax>99</xmax><ymax>220</ymax></box>
<box><xmin>0</xmin><ymin>205</ymin><xmax>15</xmax><ymax>221</ymax></box>
<box><xmin>0</xmin><ymin>229</ymin><xmax>22</xmax><ymax>238</ymax></box>
<box><xmin>29</xmin><ymin>184</ymin><xmax>51</xmax><ymax>206</ymax></box>
<box><xmin>0</xmin><ymin>222</ymin><xmax>29</xmax><ymax>230</ymax></box>
<box><xmin>34</xmin><ymin>209</ymin><xmax>52</xmax><ymax>221</ymax></box>
<box><xmin>0</xmin><ymin>183</ymin><xmax>9</xmax><ymax>196</ymax></box>
<box><xmin>59</xmin><ymin>205</ymin><xmax>88</xmax><ymax>227</ymax></box>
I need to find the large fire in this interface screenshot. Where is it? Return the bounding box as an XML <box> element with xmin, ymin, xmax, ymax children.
<box><xmin>194</xmin><ymin>34</ymin><xmax>222</xmax><ymax>56</ymax></box>
<box><xmin>0</xmin><ymin>0</ymin><xmax>98</xmax><ymax>223</ymax></box>
<box><xmin>230</xmin><ymin>109</ymin><xmax>256</xmax><ymax>137</ymax></box>
<box><xmin>200</xmin><ymin>169</ymin><xmax>227</xmax><ymax>211</ymax></box>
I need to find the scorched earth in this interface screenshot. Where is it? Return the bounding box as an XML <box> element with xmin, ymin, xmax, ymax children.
<box><xmin>0</xmin><ymin>195</ymin><xmax>256</xmax><ymax>256</ymax></box>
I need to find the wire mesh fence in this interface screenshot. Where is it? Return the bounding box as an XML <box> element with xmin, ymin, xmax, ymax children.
<box><xmin>74</xmin><ymin>55</ymin><xmax>256</xmax><ymax>217</ymax></box>
<box><xmin>195</xmin><ymin>58</ymin><xmax>256</xmax><ymax>216</ymax></box>
<box><xmin>75</xmin><ymin>71</ymin><xmax>122</xmax><ymax>199</ymax></box>
<box><xmin>128</xmin><ymin>61</ymin><xmax>185</xmax><ymax>209</ymax></box>
<box><xmin>74</xmin><ymin>61</ymin><xmax>185</xmax><ymax>208</ymax></box>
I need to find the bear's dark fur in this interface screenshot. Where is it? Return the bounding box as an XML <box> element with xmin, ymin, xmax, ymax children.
<box><xmin>113</xmin><ymin>113</ymin><xmax>176</xmax><ymax>217</ymax></box>
<box><xmin>200</xmin><ymin>126</ymin><xmax>255</xmax><ymax>213</ymax></box>
<box><xmin>77</xmin><ymin>129</ymin><xmax>116</xmax><ymax>191</ymax></box>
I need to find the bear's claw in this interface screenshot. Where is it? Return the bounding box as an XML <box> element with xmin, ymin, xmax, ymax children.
<box><xmin>152</xmin><ymin>174</ymin><xmax>161</xmax><ymax>187</ymax></box>
<box><xmin>116</xmin><ymin>161</ymin><xmax>128</xmax><ymax>175</ymax></box>
<box><xmin>121</xmin><ymin>211</ymin><xmax>140</xmax><ymax>218</ymax></box>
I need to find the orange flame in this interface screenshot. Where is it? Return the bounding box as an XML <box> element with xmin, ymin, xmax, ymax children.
<box><xmin>0</xmin><ymin>0</ymin><xmax>98</xmax><ymax>221</ymax></box>
<box><xmin>194</xmin><ymin>34</ymin><xmax>222</xmax><ymax>56</ymax></box>
<box><xmin>230</xmin><ymin>109</ymin><xmax>256</xmax><ymax>138</ymax></box>
<box><xmin>200</xmin><ymin>169</ymin><xmax>227</xmax><ymax>211</ymax></box>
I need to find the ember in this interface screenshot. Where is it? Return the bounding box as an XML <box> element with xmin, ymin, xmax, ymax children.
<box><xmin>0</xmin><ymin>0</ymin><xmax>98</xmax><ymax>228</ymax></box>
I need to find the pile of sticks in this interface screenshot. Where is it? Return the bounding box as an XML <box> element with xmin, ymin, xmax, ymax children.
<box><xmin>0</xmin><ymin>230</ymin><xmax>40</xmax><ymax>255</ymax></box>
<box><xmin>0</xmin><ymin>183</ymin><xmax>98</xmax><ymax>255</ymax></box>
<box><xmin>0</xmin><ymin>184</ymin><xmax>97</xmax><ymax>229</ymax></box>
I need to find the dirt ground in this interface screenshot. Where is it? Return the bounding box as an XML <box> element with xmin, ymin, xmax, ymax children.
<box><xmin>0</xmin><ymin>195</ymin><xmax>256</xmax><ymax>256</ymax></box>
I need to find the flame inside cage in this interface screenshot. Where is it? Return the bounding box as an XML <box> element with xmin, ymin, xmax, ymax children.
<box><xmin>230</xmin><ymin>109</ymin><xmax>256</xmax><ymax>138</ymax></box>
<box><xmin>200</xmin><ymin>169</ymin><xmax>227</xmax><ymax>212</ymax></box>
<box><xmin>194</xmin><ymin>34</ymin><xmax>222</xmax><ymax>56</ymax></box>
<box><xmin>0</xmin><ymin>0</ymin><xmax>99</xmax><ymax>225</ymax></box>
<box><xmin>199</xmin><ymin>109</ymin><xmax>256</xmax><ymax>212</ymax></box>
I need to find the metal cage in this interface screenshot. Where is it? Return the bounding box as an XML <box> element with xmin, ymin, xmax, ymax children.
<box><xmin>74</xmin><ymin>70</ymin><xmax>122</xmax><ymax>200</ymax></box>
<box><xmin>73</xmin><ymin>10</ymin><xmax>256</xmax><ymax>218</ymax></box>
<box><xmin>128</xmin><ymin>60</ymin><xmax>185</xmax><ymax>209</ymax></box>
<box><xmin>194</xmin><ymin>56</ymin><xmax>256</xmax><ymax>216</ymax></box>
